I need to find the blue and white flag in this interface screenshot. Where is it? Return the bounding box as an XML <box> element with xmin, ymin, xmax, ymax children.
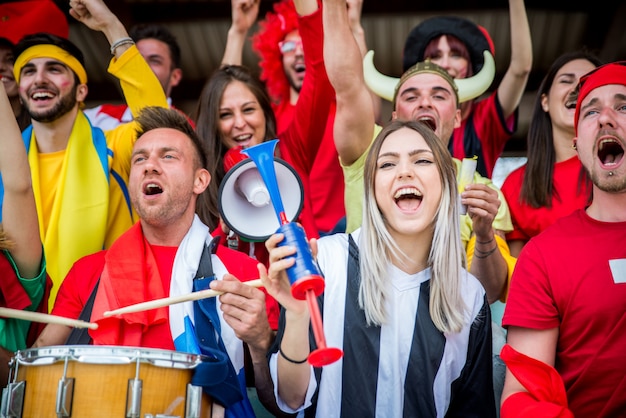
<box><xmin>169</xmin><ymin>215</ymin><xmax>253</xmax><ymax>415</ymax></box>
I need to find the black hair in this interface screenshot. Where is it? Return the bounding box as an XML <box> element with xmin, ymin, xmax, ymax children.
<box><xmin>0</xmin><ymin>38</ymin><xmax>13</xmax><ymax>50</ymax></box>
<box><xmin>130</xmin><ymin>24</ymin><xmax>181</xmax><ymax>69</ymax></box>
<box><xmin>520</xmin><ymin>49</ymin><xmax>603</xmax><ymax>208</ymax></box>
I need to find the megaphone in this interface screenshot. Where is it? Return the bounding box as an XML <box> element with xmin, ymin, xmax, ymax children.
<box><xmin>224</xmin><ymin>140</ymin><xmax>343</xmax><ymax>367</ymax></box>
<box><xmin>218</xmin><ymin>145</ymin><xmax>304</xmax><ymax>242</ymax></box>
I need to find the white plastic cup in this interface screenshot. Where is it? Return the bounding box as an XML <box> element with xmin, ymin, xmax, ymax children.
<box><xmin>458</xmin><ymin>157</ymin><xmax>477</xmax><ymax>215</ymax></box>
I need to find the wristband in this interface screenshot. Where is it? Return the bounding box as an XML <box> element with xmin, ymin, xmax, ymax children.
<box><xmin>110</xmin><ymin>37</ymin><xmax>134</xmax><ymax>55</ymax></box>
<box><xmin>279</xmin><ymin>345</ymin><xmax>308</xmax><ymax>364</ymax></box>
<box><xmin>474</xmin><ymin>246</ymin><xmax>498</xmax><ymax>259</ymax></box>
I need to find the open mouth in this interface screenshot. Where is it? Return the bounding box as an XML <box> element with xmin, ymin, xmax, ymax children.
<box><xmin>294</xmin><ymin>63</ymin><xmax>305</xmax><ymax>74</ymax></box>
<box><xmin>394</xmin><ymin>187</ymin><xmax>423</xmax><ymax>211</ymax></box>
<box><xmin>417</xmin><ymin>116</ymin><xmax>437</xmax><ymax>132</ymax></box>
<box><xmin>564</xmin><ymin>100</ymin><xmax>576</xmax><ymax>110</ymax></box>
<box><xmin>565</xmin><ymin>91</ymin><xmax>577</xmax><ymax>109</ymax></box>
<box><xmin>233</xmin><ymin>134</ymin><xmax>253</xmax><ymax>146</ymax></box>
<box><xmin>31</xmin><ymin>91</ymin><xmax>55</xmax><ymax>101</ymax></box>
<box><xmin>598</xmin><ymin>138</ymin><xmax>624</xmax><ymax>167</ymax></box>
<box><xmin>144</xmin><ymin>183</ymin><xmax>163</xmax><ymax>196</ymax></box>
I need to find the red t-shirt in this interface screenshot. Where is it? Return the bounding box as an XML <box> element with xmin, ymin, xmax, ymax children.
<box><xmin>52</xmin><ymin>250</ymin><xmax>106</xmax><ymax>320</ymax></box>
<box><xmin>53</xmin><ymin>244</ymin><xmax>279</xmax><ymax>346</ymax></box>
<box><xmin>503</xmin><ymin>209</ymin><xmax>626</xmax><ymax>417</ymax></box>
<box><xmin>449</xmin><ymin>92</ymin><xmax>516</xmax><ymax>178</ymax></box>
<box><xmin>501</xmin><ymin>156</ymin><xmax>591</xmax><ymax>242</ymax></box>
<box><xmin>150</xmin><ymin>244</ymin><xmax>177</xmax><ymax>295</ymax></box>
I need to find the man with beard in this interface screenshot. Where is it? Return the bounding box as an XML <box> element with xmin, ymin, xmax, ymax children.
<box><xmin>33</xmin><ymin>107</ymin><xmax>280</xmax><ymax>418</ymax></box>
<box><xmin>500</xmin><ymin>62</ymin><xmax>626</xmax><ymax>418</ymax></box>
<box><xmin>2</xmin><ymin>0</ymin><xmax>167</xmax><ymax>307</ymax></box>
<box><xmin>245</xmin><ymin>0</ymin><xmax>374</xmax><ymax>235</ymax></box>
<box><xmin>0</xmin><ymin>0</ymin><xmax>69</xmax><ymax>130</ymax></box>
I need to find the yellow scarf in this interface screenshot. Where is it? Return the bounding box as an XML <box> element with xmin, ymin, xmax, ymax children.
<box><xmin>27</xmin><ymin>112</ymin><xmax>109</xmax><ymax>308</ymax></box>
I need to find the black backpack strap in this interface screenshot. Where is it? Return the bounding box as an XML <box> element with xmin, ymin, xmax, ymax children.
<box><xmin>195</xmin><ymin>235</ymin><xmax>220</xmax><ymax>279</ymax></box>
<box><xmin>65</xmin><ymin>279</ymin><xmax>100</xmax><ymax>345</ymax></box>
<box><xmin>190</xmin><ymin>235</ymin><xmax>245</xmax><ymax>408</ymax></box>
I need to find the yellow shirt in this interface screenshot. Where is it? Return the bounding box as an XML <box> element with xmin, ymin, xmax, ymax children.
<box><xmin>30</xmin><ymin>45</ymin><xmax>168</xmax><ymax>307</ymax></box>
<box><xmin>38</xmin><ymin>150</ymin><xmax>64</xmax><ymax>233</ymax></box>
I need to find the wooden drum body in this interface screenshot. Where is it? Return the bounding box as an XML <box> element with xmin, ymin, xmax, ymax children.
<box><xmin>1</xmin><ymin>346</ymin><xmax>212</xmax><ymax>418</ymax></box>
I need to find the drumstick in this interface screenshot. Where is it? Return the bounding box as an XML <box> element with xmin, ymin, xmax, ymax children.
<box><xmin>0</xmin><ymin>307</ymin><xmax>98</xmax><ymax>329</ymax></box>
<box><xmin>103</xmin><ymin>278</ymin><xmax>264</xmax><ymax>317</ymax></box>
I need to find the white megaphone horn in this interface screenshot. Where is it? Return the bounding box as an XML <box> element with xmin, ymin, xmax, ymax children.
<box><xmin>218</xmin><ymin>140</ymin><xmax>304</xmax><ymax>242</ymax></box>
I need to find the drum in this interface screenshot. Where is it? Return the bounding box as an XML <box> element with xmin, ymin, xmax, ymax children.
<box><xmin>1</xmin><ymin>345</ymin><xmax>212</xmax><ymax>418</ymax></box>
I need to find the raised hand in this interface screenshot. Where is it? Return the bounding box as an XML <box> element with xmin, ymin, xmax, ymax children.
<box><xmin>231</xmin><ymin>0</ymin><xmax>260</xmax><ymax>35</ymax></box>
<box><xmin>222</xmin><ymin>0</ymin><xmax>260</xmax><ymax>65</ymax></box>
<box><xmin>69</xmin><ymin>0</ymin><xmax>117</xmax><ymax>33</ymax></box>
<box><xmin>69</xmin><ymin>0</ymin><xmax>129</xmax><ymax>54</ymax></box>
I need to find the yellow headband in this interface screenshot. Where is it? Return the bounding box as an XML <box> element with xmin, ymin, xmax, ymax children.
<box><xmin>13</xmin><ymin>44</ymin><xmax>87</xmax><ymax>84</ymax></box>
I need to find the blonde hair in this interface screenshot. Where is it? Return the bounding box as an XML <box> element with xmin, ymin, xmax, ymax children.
<box><xmin>359</xmin><ymin>120</ymin><xmax>467</xmax><ymax>333</ymax></box>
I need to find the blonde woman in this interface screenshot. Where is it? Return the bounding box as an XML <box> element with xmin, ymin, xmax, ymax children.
<box><xmin>261</xmin><ymin>120</ymin><xmax>495</xmax><ymax>417</ymax></box>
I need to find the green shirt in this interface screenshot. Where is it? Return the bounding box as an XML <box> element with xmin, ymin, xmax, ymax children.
<box><xmin>0</xmin><ymin>250</ymin><xmax>46</xmax><ymax>351</ymax></box>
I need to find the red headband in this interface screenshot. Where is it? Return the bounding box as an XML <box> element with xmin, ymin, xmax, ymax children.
<box><xmin>575</xmin><ymin>61</ymin><xmax>626</xmax><ymax>135</ymax></box>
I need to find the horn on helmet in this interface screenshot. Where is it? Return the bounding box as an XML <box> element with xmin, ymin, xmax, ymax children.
<box><xmin>363</xmin><ymin>51</ymin><xmax>396</xmax><ymax>102</ymax></box>
<box><xmin>363</xmin><ymin>50</ymin><xmax>496</xmax><ymax>104</ymax></box>
<box><xmin>455</xmin><ymin>51</ymin><xmax>495</xmax><ymax>102</ymax></box>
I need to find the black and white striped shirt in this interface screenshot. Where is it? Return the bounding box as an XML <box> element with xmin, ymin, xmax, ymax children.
<box><xmin>269</xmin><ymin>230</ymin><xmax>495</xmax><ymax>417</ymax></box>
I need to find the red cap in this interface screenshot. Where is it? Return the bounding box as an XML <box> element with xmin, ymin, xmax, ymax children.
<box><xmin>575</xmin><ymin>61</ymin><xmax>626</xmax><ymax>135</ymax></box>
<box><xmin>0</xmin><ymin>0</ymin><xmax>69</xmax><ymax>45</ymax></box>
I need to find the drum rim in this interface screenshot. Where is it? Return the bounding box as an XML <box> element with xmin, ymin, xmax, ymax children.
<box><xmin>14</xmin><ymin>345</ymin><xmax>210</xmax><ymax>369</ymax></box>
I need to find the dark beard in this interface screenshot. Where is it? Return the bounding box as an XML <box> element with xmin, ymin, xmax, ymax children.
<box><xmin>286</xmin><ymin>72</ymin><xmax>302</xmax><ymax>94</ymax></box>
<box><xmin>24</xmin><ymin>85</ymin><xmax>78</xmax><ymax>123</ymax></box>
